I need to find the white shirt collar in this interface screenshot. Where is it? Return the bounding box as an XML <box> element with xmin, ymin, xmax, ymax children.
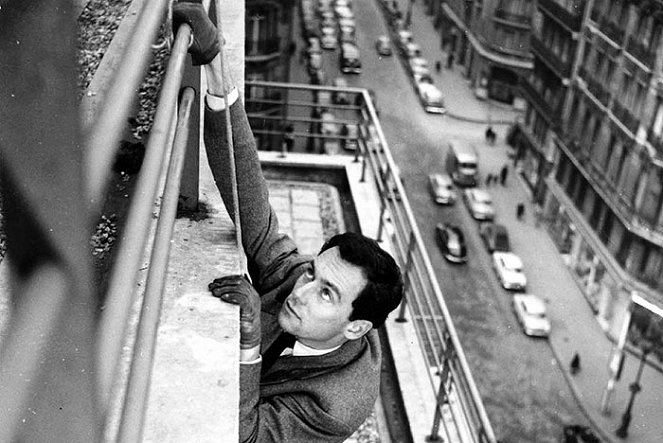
<box><xmin>291</xmin><ymin>340</ymin><xmax>342</xmax><ymax>357</ymax></box>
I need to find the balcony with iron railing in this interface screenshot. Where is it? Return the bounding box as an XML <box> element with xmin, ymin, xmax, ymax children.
<box><xmin>647</xmin><ymin>127</ymin><xmax>663</xmax><ymax>156</ymax></box>
<box><xmin>0</xmin><ymin>2</ymin><xmax>499</xmax><ymax>441</ymax></box>
<box><xmin>530</xmin><ymin>34</ymin><xmax>572</xmax><ymax>79</ymax></box>
<box><xmin>597</xmin><ymin>16</ymin><xmax>625</xmax><ymax>45</ymax></box>
<box><xmin>625</xmin><ymin>36</ymin><xmax>656</xmax><ymax>70</ymax></box>
<box><xmin>537</xmin><ymin>0</ymin><xmax>584</xmax><ymax>31</ymax></box>
<box><xmin>492</xmin><ymin>8</ymin><xmax>531</xmax><ymax>29</ymax></box>
<box><xmin>611</xmin><ymin>100</ymin><xmax>640</xmax><ymax>135</ymax></box>
<box><xmin>579</xmin><ymin>66</ymin><xmax>612</xmax><ymax>107</ymax></box>
<box><xmin>519</xmin><ymin>76</ymin><xmax>562</xmax><ymax>128</ymax></box>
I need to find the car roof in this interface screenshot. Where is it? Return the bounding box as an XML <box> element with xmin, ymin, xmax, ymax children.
<box><xmin>429</xmin><ymin>173</ymin><xmax>452</xmax><ymax>185</ymax></box>
<box><xmin>495</xmin><ymin>252</ymin><xmax>523</xmax><ymax>268</ymax></box>
<box><xmin>418</xmin><ymin>82</ymin><xmax>442</xmax><ymax>95</ymax></box>
<box><xmin>469</xmin><ymin>188</ymin><xmax>491</xmax><ymax>199</ymax></box>
<box><xmin>378</xmin><ymin>35</ymin><xmax>390</xmax><ymax>43</ymax></box>
<box><xmin>341</xmin><ymin>42</ymin><xmax>359</xmax><ymax>55</ymax></box>
<box><xmin>516</xmin><ymin>295</ymin><xmax>547</xmax><ymax>314</ymax></box>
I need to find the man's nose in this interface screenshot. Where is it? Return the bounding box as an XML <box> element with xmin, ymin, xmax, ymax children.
<box><xmin>292</xmin><ymin>281</ymin><xmax>314</xmax><ymax>303</ymax></box>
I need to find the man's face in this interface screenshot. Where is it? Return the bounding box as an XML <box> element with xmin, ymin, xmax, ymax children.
<box><xmin>277</xmin><ymin>246</ymin><xmax>369</xmax><ymax>349</ymax></box>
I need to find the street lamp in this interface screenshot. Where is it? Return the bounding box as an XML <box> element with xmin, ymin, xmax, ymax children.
<box><xmin>615</xmin><ymin>345</ymin><xmax>651</xmax><ymax>438</ymax></box>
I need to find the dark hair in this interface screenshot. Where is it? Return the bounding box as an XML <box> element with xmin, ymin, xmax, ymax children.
<box><xmin>319</xmin><ymin>232</ymin><xmax>403</xmax><ymax>328</ymax></box>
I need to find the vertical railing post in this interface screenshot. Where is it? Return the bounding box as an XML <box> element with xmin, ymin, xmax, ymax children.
<box><xmin>427</xmin><ymin>359</ymin><xmax>452</xmax><ymax>442</ymax></box>
<box><xmin>396</xmin><ymin>231</ymin><xmax>416</xmax><ymax>322</ymax></box>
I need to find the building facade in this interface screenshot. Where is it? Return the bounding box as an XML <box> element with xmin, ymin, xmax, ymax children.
<box><xmin>517</xmin><ymin>0</ymin><xmax>663</xmax><ymax>359</ymax></box>
<box><xmin>431</xmin><ymin>0</ymin><xmax>534</xmax><ymax>105</ymax></box>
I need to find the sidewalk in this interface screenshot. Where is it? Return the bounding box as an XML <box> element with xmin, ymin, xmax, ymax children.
<box><xmin>473</xmin><ymin>133</ymin><xmax>663</xmax><ymax>443</ymax></box>
<box><xmin>386</xmin><ymin>0</ymin><xmax>523</xmax><ymax>125</ymax></box>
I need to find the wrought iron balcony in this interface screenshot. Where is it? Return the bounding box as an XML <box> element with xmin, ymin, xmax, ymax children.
<box><xmin>537</xmin><ymin>0</ymin><xmax>583</xmax><ymax>32</ymax></box>
<box><xmin>493</xmin><ymin>8</ymin><xmax>531</xmax><ymax>29</ymax></box>
<box><xmin>530</xmin><ymin>35</ymin><xmax>572</xmax><ymax>79</ymax></box>
<box><xmin>647</xmin><ymin>127</ymin><xmax>663</xmax><ymax>156</ymax></box>
<box><xmin>584</xmin><ymin>74</ymin><xmax>611</xmax><ymax>107</ymax></box>
<box><xmin>598</xmin><ymin>17</ymin><xmax>625</xmax><ymax>45</ymax></box>
<box><xmin>611</xmin><ymin>100</ymin><xmax>640</xmax><ymax>134</ymax></box>
<box><xmin>626</xmin><ymin>36</ymin><xmax>656</xmax><ymax>69</ymax></box>
<box><xmin>246</xmin><ymin>37</ymin><xmax>282</xmax><ymax>58</ymax></box>
<box><xmin>519</xmin><ymin>76</ymin><xmax>562</xmax><ymax>128</ymax></box>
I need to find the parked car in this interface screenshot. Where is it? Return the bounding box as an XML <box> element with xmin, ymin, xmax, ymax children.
<box><xmin>512</xmin><ymin>294</ymin><xmax>551</xmax><ymax>337</ymax></box>
<box><xmin>435</xmin><ymin>223</ymin><xmax>468</xmax><ymax>263</ymax></box>
<box><xmin>338</xmin><ymin>17</ymin><xmax>356</xmax><ymax>28</ymax></box>
<box><xmin>375</xmin><ymin>35</ymin><xmax>392</xmax><ymax>56</ymax></box>
<box><xmin>402</xmin><ymin>42</ymin><xmax>421</xmax><ymax>58</ymax></box>
<box><xmin>492</xmin><ymin>251</ymin><xmax>527</xmax><ymax>291</ymax></box>
<box><xmin>408</xmin><ymin>56</ymin><xmax>429</xmax><ymax>72</ymax></box>
<box><xmin>428</xmin><ymin>173</ymin><xmax>456</xmax><ymax>204</ymax></box>
<box><xmin>479</xmin><ymin>222</ymin><xmax>510</xmax><ymax>252</ymax></box>
<box><xmin>335</xmin><ymin>5</ymin><xmax>354</xmax><ymax>18</ymax></box>
<box><xmin>463</xmin><ymin>188</ymin><xmax>495</xmax><ymax>220</ymax></box>
<box><xmin>320</xmin><ymin>111</ymin><xmax>340</xmax><ymax>154</ymax></box>
<box><xmin>307</xmin><ymin>36</ymin><xmax>322</xmax><ymax>54</ymax></box>
<box><xmin>341</xmin><ymin>123</ymin><xmax>359</xmax><ymax>151</ymax></box>
<box><xmin>416</xmin><ymin>83</ymin><xmax>446</xmax><ymax>114</ymax></box>
<box><xmin>412</xmin><ymin>66</ymin><xmax>434</xmax><ymax>86</ymax></box>
<box><xmin>320</xmin><ymin>26</ymin><xmax>338</xmax><ymax>49</ymax></box>
<box><xmin>339</xmin><ymin>26</ymin><xmax>356</xmax><ymax>44</ymax></box>
<box><xmin>397</xmin><ymin>29</ymin><xmax>413</xmax><ymax>47</ymax></box>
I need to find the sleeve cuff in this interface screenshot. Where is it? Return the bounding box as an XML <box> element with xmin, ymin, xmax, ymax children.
<box><xmin>239</xmin><ymin>354</ymin><xmax>262</xmax><ymax>366</ymax></box>
<box><xmin>205</xmin><ymin>87</ymin><xmax>239</xmax><ymax>111</ymax></box>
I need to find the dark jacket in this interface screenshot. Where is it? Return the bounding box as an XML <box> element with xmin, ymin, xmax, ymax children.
<box><xmin>203</xmin><ymin>99</ymin><xmax>381</xmax><ymax>443</ymax></box>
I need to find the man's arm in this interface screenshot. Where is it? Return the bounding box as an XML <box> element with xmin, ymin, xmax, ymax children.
<box><xmin>202</xmin><ymin>59</ymin><xmax>309</xmax><ymax>292</ymax></box>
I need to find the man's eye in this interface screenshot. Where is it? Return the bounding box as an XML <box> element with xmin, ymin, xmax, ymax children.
<box><xmin>305</xmin><ymin>267</ymin><xmax>314</xmax><ymax>279</ymax></box>
<box><xmin>320</xmin><ymin>288</ymin><xmax>332</xmax><ymax>301</ymax></box>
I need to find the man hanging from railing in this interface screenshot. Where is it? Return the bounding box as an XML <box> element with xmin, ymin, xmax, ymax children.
<box><xmin>173</xmin><ymin>3</ymin><xmax>404</xmax><ymax>443</ymax></box>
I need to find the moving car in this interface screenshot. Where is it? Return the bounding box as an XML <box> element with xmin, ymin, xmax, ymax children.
<box><xmin>463</xmin><ymin>188</ymin><xmax>495</xmax><ymax>220</ymax></box>
<box><xmin>435</xmin><ymin>223</ymin><xmax>468</xmax><ymax>263</ymax></box>
<box><xmin>479</xmin><ymin>222</ymin><xmax>510</xmax><ymax>252</ymax></box>
<box><xmin>416</xmin><ymin>83</ymin><xmax>445</xmax><ymax>114</ymax></box>
<box><xmin>446</xmin><ymin>141</ymin><xmax>479</xmax><ymax>187</ymax></box>
<box><xmin>375</xmin><ymin>35</ymin><xmax>392</xmax><ymax>56</ymax></box>
<box><xmin>428</xmin><ymin>173</ymin><xmax>456</xmax><ymax>204</ymax></box>
<box><xmin>340</xmin><ymin>42</ymin><xmax>362</xmax><ymax>74</ymax></box>
<box><xmin>512</xmin><ymin>294</ymin><xmax>551</xmax><ymax>337</ymax></box>
<box><xmin>492</xmin><ymin>251</ymin><xmax>527</xmax><ymax>291</ymax></box>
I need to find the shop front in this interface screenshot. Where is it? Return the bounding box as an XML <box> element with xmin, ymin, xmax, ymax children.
<box><xmin>543</xmin><ymin>190</ymin><xmax>631</xmax><ymax>340</ymax></box>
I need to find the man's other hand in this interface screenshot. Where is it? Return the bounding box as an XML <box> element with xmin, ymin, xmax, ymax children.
<box><xmin>209</xmin><ymin>275</ymin><xmax>261</xmax><ymax>349</ymax></box>
<box><xmin>172</xmin><ymin>1</ymin><xmax>220</xmax><ymax>65</ymax></box>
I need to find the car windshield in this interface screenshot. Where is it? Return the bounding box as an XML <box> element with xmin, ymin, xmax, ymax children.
<box><xmin>502</xmin><ymin>258</ymin><xmax>522</xmax><ymax>272</ymax></box>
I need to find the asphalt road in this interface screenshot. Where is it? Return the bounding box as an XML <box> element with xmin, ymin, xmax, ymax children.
<box><xmin>292</xmin><ymin>1</ymin><xmax>590</xmax><ymax>442</ymax></box>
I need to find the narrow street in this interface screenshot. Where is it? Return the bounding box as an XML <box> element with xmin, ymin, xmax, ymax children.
<box><xmin>291</xmin><ymin>1</ymin><xmax>588</xmax><ymax>441</ymax></box>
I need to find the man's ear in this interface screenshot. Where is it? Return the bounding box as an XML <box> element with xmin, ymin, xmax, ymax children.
<box><xmin>344</xmin><ymin>319</ymin><xmax>373</xmax><ymax>340</ymax></box>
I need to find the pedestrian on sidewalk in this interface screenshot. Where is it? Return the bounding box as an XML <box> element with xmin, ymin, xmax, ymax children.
<box><xmin>500</xmin><ymin>164</ymin><xmax>508</xmax><ymax>186</ymax></box>
<box><xmin>516</xmin><ymin>203</ymin><xmax>525</xmax><ymax>221</ymax></box>
<box><xmin>435</xmin><ymin>60</ymin><xmax>441</xmax><ymax>73</ymax></box>
<box><xmin>570</xmin><ymin>352</ymin><xmax>581</xmax><ymax>375</ymax></box>
<box><xmin>485</xmin><ymin>173</ymin><xmax>494</xmax><ymax>187</ymax></box>
<box><xmin>446</xmin><ymin>52</ymin><xmax>454</xmax><ymax>69</ymax></box>
<box><xmin>485</xmin><ymin>126</ymin><xmax>496</xmax><ymax>145</ymax></box>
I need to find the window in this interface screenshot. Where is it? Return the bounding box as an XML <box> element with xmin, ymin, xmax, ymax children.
<box><xmin>650</xmin><ymin>99</ymin><xmax>663</xmax><ymax>137</ymax></box>
<box><xmin>638</xmin><ymin>167</ymin><xmax>663</xmax><ymax>224</ymax></box>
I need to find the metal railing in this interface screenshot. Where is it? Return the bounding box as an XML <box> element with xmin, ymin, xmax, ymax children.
<box><xmin>0</xmin><ymin>2</ymin><xmax>495</xmax><ymax>442</ymax></box>
<box><xmin>245</xmin><ymin>80</ymin><xmax>497</xmax><ymax>443</ymax></box>
<box><xmin>0</xmin><ymin>1</ymin><xmax>202</xmax><ymax>441</ymax></box>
